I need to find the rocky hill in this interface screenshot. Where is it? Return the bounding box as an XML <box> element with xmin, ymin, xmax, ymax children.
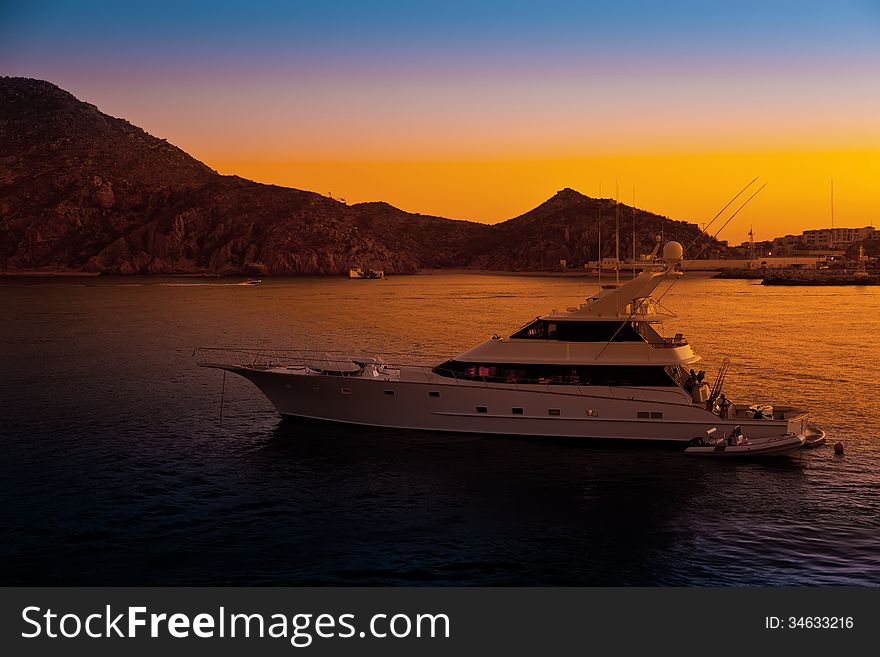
<box><xmin>464</xmin><ymin>187</ymin><xmax>721</xmax><ymax>271</ymax></box>
<box><xmin>0</xmin><ymin>77</ymin><xmax>717</xmax><ymax>274</ymax></box>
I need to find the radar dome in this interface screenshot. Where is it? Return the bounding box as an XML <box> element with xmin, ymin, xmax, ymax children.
<box><xmin>663</xmin><ymin>241</ymin><xmax>683</xmax><ymax>263</ymax></box>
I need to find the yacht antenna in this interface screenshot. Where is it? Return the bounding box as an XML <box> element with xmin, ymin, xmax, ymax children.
<box><xmin>597</xmin><ymin>181</ymin><xmax>602</xmax><ymax>283</ymax></box>
<box><xmin>632</xmin><ymin>185</ymin><xmax>636</xmax><ymax>278</ymax></box>
<box><xmin>615</xmin><ymin>181</ymin><xmax>620</xmax><ymax>286</ymax></box>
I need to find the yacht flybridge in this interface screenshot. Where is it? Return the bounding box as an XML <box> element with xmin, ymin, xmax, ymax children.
<box><xmin>195</xmin><ymin>241</ymin><xmax>817</xmax><ymax>443</ymax></box>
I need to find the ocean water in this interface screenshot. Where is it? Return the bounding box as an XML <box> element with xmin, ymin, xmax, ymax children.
<box><xmin>1</xmin><ymin>273</ymin><xmax>878</xmax><ymax>586</ymax></box>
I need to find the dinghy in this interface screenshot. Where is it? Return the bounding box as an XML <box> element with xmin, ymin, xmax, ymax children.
<box><xmin>802</xmin><ymin>426</ymin><xmax>827</xmax><ymax>448</ymax></box>
<box><xmin>685</xmin><ymin>427</ymin><xmax>805</xmax><ymax>457</ymax></box>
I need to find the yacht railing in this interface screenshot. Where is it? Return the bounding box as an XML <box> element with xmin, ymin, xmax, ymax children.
<box><xmin>651</xmin><ymin>335</ymin><xmax>689</xmax><ymax>348</ymax></box>
<box><xmin>193</xmin><ymin>346</ymin><xmax>444</xmax><ymax>371</ymax></box>
<box><xmin>634</xmin><ymin>322</ymin><xmax>688</xmax><ymax>348</ymax></box>
<box><xmin>193</xmin><ymin>347</ymin><xmax>669</xmax><ymax>402</ymax></box>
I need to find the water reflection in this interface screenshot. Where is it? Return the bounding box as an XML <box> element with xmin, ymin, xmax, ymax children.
<box><xmin>253</xmin><ymin>418</ymin><xmax>815</xmax><ymax>585</ymax></box>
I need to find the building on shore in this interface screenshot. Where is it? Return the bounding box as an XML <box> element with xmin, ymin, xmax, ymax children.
<box><xmin>772</xmin><ymin>226</ymin><xmax>875</xmax><ymax>253</ymax></box>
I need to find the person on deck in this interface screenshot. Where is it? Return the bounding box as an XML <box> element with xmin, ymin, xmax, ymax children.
<box><xmin>718</xmin><ymin>394</ymin><xmax>731</xmax><ymax>419</ymax></box>
<box><xmin>684</xmin><ymin>371</ymin><xmax>695</xmax><ymax>394</ymax></box>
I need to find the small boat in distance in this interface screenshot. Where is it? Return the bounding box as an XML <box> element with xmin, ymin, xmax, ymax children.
<box><xmin>685</xmin><ymin>427</ymin><xmax>805</xmax><ymax>456</ymax></box>
<box><xmin>349</xmin><ymin>266</ymin><xmax>385</xmax><ymax>279</ymax></box>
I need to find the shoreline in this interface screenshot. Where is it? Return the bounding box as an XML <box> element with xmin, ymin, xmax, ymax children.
<box><xmin>0</xmin><ymin>268</ymin><xmax>717</xmax><ymax>282</ymax></box>
<box><xmin>1</xmin><ymin>268</ymin><xmax>722</xmax><ymax>279</ymax></box>
<box><xmin>0</xmin><ymin>270</ymin><xmax>101</xmax><ymax>277</ymax></box>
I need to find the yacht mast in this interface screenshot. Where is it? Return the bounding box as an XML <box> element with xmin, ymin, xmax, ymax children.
<box><xmin>615</xmin><ymin>182</ymin><xmax>620</xmax><ymax>286</ymax></box>
<box><xmin>632</xmin><ymin>185</ymin><xmax>636</xmax><ymax>278</ymax></box>
<box><xmin>597</xmin><ymin>181</ymin><xmax>602</xmax><ymax>283</ymax></box>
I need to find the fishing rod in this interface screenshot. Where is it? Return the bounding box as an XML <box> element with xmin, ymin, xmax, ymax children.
<box><xmin>654</xmin><ymin>183</ymin><xmax>768</xmax><ymax>305</ymax></box>
<box><xmin>595</xmin><ymin>182</ymin><xmax>767</xmax><ymax>359</ymax></box>
<box><xmin>683</xmin><ymin>183</ymin><xmax>767</xmax><ymax>269</ymax></box>
<box><xmin>681</xmin><ymin>176</ymin><xmax>759</xmax><ymax>258</ymax></box>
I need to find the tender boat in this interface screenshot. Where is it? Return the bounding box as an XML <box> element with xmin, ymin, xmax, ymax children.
<box><xmin>802</xmin><ymin>426</ymin><xmax>827</xmax><ymax>448</ymax></box>
<box><xmin>685</xmin><ymin>428</ymin><xmax>806</xmax><ymax>456</ymax></box>
<box><xmin>196</xmin><ymin>241</ymin><xmax>820</xmax><ymax>443</ymax></box>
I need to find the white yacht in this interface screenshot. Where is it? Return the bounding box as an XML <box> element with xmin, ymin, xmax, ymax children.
<box><xmin>196</xmin><ymin>241</ymin><xmax>816</xmax><ymax>442</ymax></box>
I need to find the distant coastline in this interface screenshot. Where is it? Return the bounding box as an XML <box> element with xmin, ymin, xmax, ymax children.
<box><xmin>0</xmin><ymin>268</ymin><xmax>726</xmax><ymax>279</ymax></box>
<box><xmin>0</xmin><ymin>270</ymin><xmax>101</xmax><ymax>277</ymax></box>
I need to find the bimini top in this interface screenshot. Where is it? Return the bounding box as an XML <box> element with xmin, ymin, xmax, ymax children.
<box><xmin>549</xmin><ymin>240</ymin><xmax>684</xmax><ymax>321</ymax></box>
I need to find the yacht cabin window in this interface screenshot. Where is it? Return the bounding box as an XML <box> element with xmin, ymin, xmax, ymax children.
<box><xmin>433</xmin><ymin>361</ymin><xmax>679</xmax><ymax>387</ymax></box>
<box><xmin>510</xmin><ymin>320</ymin><xmax>646</xmax><ymax>342</ymax></box>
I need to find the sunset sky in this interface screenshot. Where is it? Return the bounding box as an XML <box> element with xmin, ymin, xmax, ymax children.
<box><xmin>3</xmin><ymin>0</ymin><xmax>879</xmax><ymax>241</ymax></box>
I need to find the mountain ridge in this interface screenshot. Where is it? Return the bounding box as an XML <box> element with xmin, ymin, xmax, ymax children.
<box><xmin>0</xmin><ymin>77</ymin><xmax>718</xmax><ymax>274</ymax></box>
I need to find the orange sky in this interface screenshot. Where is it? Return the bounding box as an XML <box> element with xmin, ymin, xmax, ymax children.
<box><xmin>208</xmin><ymin>149</ymin><xmax>880</xmax><ymax>243</ymax></box>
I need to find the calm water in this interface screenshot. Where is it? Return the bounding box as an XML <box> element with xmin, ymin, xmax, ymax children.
<box><xmin>1</xmin><ymin>274</ymin><xmax>878</xmax><ymax>585</ymax></box>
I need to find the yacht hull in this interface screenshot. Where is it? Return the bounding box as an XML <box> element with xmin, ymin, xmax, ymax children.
<box><xmin>223</xmin><ymin>366</ymin><xmax>808</xmax><ymax>442</ymax></box>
